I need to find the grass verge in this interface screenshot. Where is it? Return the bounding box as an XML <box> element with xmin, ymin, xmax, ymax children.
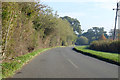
<box><xmin>74</xmin><ymin>46</ymin><xmax>120</xmax><ymax>65</ymax></box>
<box><xmin>1</xmin><ymin>47</ymin><xmax>52</xmax><ymax>78</ymax></box>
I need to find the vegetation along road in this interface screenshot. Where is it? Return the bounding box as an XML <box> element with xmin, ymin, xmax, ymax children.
<box><xmin>13</xmin><ymin>47</ymin><xmax>118</xmax><ymax>78</ymax></box>
<box><xmin>2</xmin><ymin>2</ymin><xmax>120</xmax><ymax>79</ymax></box>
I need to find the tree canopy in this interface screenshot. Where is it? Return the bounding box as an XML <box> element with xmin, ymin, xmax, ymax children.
<box><xmin>61</xmin><ymin>16</ymin><xmax>82</xmax><ymax>35</ymax></box>
<box><xmin>82</xmin><ymin>27</ymin><xmax>108</xmax><ymax>43</ymax></box>
<box><xmin>2</xmin><ymin>2</ymin><xmax>77</xmax><ymax>59</ymax></box>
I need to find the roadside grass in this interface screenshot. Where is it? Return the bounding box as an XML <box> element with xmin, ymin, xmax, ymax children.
<box><xmin>2</xmin><ymin>47</ymin><xmax>52</xmax><ymax>78</ymax></box>
<box><xmin>74</xmin><ymin>46</ymin><xmax>120</xmax><ymax>64</ymax></box>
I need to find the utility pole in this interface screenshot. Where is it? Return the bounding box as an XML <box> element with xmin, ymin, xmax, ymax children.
<box><xmin>113</xmin><ymin>2</ymin><xmax>120</xmax><ymax>40</ymax></box>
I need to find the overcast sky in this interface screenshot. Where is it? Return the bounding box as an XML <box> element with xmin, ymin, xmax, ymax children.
<box><xmin>41</xmin><ymin>0</ymin><xmax>119</xmax><ymax>33</ymax></box>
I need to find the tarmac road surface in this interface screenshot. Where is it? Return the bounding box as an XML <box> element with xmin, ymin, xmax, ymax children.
<box><xmin>13</xmin><ymin>47</ymin><xmax>118</xmax><ymax>78</ymax></box>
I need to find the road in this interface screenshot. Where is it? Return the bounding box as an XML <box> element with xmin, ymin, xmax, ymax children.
<box><xmin>13</xmin><ymin>47</ymin><xmax>118</xmax><ymax>78</ymax></box>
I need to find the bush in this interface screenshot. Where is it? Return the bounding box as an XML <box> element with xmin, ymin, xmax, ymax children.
<box><xmin>75</xmin><ymin>36</ymin><xmax>88</xmax><ymax>45</ymax></box>
<box><xmin>89</xmin><ymin>40</ymin><xmax>120</xmax><ymax>53</ymax></box>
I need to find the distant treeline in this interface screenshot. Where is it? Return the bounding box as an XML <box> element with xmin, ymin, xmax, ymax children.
<box><xmin>2</xmin><ymin>2</ymin><xmax>77</xmax><ymax>59</ymax></box>
<box><xmin>75</xmin><ymin>27</ymin><xmax>109</xmax><ymax>45</ymax></box>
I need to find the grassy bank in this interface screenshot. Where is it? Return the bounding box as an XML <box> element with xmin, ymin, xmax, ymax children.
<box><xmin>1</xmin><ymin>47</ymin><xmax>52</xmax><ymax>78</ymax></box>
<box><xmin>74</xmin><ymin>46</ymin><xmax>120</xmax><ymax>65</ymax></box>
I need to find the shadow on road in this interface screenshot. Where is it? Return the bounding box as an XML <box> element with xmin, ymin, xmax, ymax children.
<box><xmin>72</xmin><ymin>48</ymin><xmax>120</xmax><ymax>66</ymax></box>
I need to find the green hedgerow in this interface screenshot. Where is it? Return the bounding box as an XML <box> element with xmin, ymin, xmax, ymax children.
<box><xmin>89</xmin><ymin>40</ymin><xmax>120</xmax><ymax>53</ymax></box>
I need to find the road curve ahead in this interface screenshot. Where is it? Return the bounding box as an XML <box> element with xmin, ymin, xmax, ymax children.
<box><xmin>13</xmin><ymin>47</ymin><xmax>118</xmax><ymax>78</ymax></box>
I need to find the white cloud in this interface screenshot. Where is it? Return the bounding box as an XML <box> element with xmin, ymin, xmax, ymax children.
<box><xmin>42</xmin><ymin>0</ymin><xmax>117</xmax><ymax>10</ymax></box>
<box><xmin>41</xmin><ymin>0</ymin><xmax>119</xmax><ymax>32</ymax></box>
<box><xmin>58</xmin><ymin>12</ymin><xmax>86</xmax><ymax>18</ymax></box>
<box><xmin>95</xmin><ymin>2</ymin><xmax>116</xmax><ymax>10</ymax></box>
<box><xmin>42</xmin><ymin>0</ymin><xmax>115</xmax><ymax>3</ymax></box>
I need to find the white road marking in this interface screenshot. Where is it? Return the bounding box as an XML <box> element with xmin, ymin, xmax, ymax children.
<box><xmin>67</xmin><ymin>58</ymin><xmax>79</xmax><ymax>69</ymax></box>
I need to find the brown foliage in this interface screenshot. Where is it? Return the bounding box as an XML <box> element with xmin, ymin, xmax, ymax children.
<box><xmin>99</xmin><ymin>34</ymin><xmax>107</xmax><ymax>40</ymax></box>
